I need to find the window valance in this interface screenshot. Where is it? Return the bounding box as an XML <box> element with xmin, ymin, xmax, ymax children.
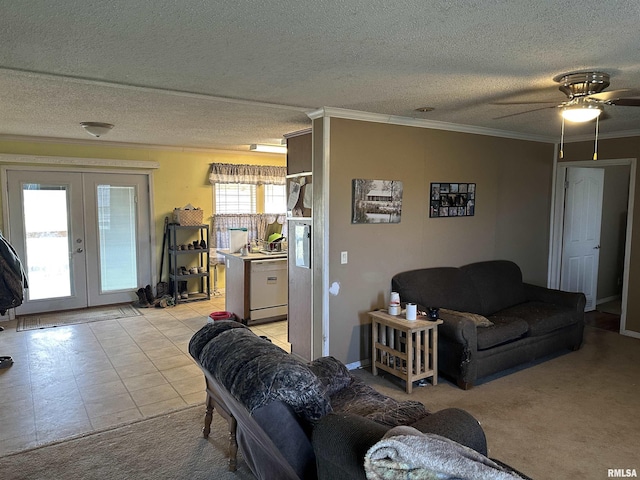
<box><xmin>209</xmin><ymin>163</ymin><xmax>286</xmax><ymax>185</ymax></box>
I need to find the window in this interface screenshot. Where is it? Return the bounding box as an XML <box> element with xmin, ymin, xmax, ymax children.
<box><xmin>215</xmin><ymin>183</ymin><xmax>256</xmax><ymax>214</ymax></box>
<box><xmin>264</xmin><ymin>184</ymin><xmax>287</xmax><ymax>214</ymax></box>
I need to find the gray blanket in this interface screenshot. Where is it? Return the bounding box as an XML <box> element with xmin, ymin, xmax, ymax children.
<box><xmin>365</xmin><ymin>426</ymin><xmax>524</xmax><ymax>480</ymax></box>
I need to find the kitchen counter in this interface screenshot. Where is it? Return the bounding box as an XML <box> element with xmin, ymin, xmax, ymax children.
<box><xmin>217</xmin><ymin>249</ymin><xmax>287</xmax><ymax>261</ymax></box>
<box><xmin>217</xmin><ymin>249</ymin><xmax>288</xmax><ymax>325</ymax></box>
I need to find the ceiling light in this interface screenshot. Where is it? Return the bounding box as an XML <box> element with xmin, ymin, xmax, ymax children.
<box><xmin>560</xmin><ymin>104</ymin><xmax>602</xmax><ymax>123</ymax></box>
<box><xmin>249</xmin><ymin>144</ymin><xmax>287</xmax><ymax>154</ymax></box>
<box><xmin>80</xmin><ymin>122</ymin><xmax>114</xmax><ymax>137</ymax></box>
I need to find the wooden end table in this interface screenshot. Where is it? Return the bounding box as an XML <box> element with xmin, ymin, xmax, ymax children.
<box><xmin>369</xmin><ymin>310</ymin><xmax>442</xmax><ymax>394</ymax></box>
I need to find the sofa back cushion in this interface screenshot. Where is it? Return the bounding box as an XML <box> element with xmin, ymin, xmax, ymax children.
<box><xmin>392</xmin><ymin>267</ymin><xmax>483</xmax><ymax>314</ymax></box>
<box><xmin>197</xmin><ymin>327</ymin><xmax>331</xmax><ymax>422</ymax></box>
<box><xmin>461</xmin><ymin>260</ymin><xmax>526</xmax><ymax>316</ymax></box>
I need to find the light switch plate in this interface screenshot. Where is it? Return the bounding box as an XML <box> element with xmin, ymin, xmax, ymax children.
<box><xmin>341</xmin><ymin>251</ymin><xmax>348</xmax><ymax>264</ymax></box>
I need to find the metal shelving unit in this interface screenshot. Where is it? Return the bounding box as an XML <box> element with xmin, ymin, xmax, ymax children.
<box><xmin>168</xmin><ymin>224</ymin><xmax>211</xmax><ymax>304</ymax></box>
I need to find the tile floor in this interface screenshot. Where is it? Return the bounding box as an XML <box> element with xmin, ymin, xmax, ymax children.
<box><xmin>0</xmin><ymin>294</ymin><xmax>289</xmax><ymax>457</ymax></box>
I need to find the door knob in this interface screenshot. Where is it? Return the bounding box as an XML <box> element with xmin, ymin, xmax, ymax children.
<box><xmin>76</xmin><ymin>248</ymin><xmax>84</xmax><ymax>253</ymax></box>
<box><xmin>593</xmin><ymin>245</ymin><xmax>601</xmax><ymax>249</ymax></box>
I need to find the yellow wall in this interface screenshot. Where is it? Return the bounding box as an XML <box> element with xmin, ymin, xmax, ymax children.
<box><xmin>0</xmin><ymin>139</ymin><xmax>285</xmax><ymax>289</ymax></box>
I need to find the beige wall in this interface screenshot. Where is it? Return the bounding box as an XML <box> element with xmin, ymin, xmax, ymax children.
<box><xmin>323</xmin><ymin>118</ymin><xmax>555</xmax><ymax>364</ymax></box>
<box><xmin>598</xmin><ymin>166</ymin><xmax>630</xmax><ymax>300</ymax></box>
<box><xmin>0</xmin><ymin>139</ymin><xmax>285</xmax><ymax>289</ymax></box>
<box><xmin>560</xmin><ymin>136</ymin><xmax>640</xmax><ymax>334</ymax></box>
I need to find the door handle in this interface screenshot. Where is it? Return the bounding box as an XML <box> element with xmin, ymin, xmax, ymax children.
<box><xmin>593</xmin><ymin>245</ymin><xmax>601</xmax><ymax>249</ymax></box>
<box><xmin>76</xmin><ymin>248</ymin><xmax>84</xmax><ymax>253</ymax></box>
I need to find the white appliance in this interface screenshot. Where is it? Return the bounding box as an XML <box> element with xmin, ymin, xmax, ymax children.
<box><xmin>250</xmin><ymin>258</ymin><xmax>288</xmax><ymax>322</ymax></box>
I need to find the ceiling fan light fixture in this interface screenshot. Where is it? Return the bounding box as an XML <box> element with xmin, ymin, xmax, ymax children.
<box><xmin>249</xmin><ymin>144</ymin><xmax>287</xmax><ymax>154</ymax></box>
<box><xmin>561</xmin><ymin>104</ymin><xmax>602</xmax><ymax>123</ymax></box>
<box><xmin>80</xmin><ymin>122</ymin><xmax>114</xmax><ymax>138</ymax></box>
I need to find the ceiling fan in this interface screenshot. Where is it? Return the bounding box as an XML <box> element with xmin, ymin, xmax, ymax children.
<box><xmin>495</xmin><ymin>71</ymin><xmax>640</xmax><ymax>122</ymax></box>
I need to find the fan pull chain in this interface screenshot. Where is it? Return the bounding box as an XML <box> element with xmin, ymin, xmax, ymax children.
<box><xmin>593</xmin><ymin>115</ymin><xmax>599</xmax><ymax>161</ymax></box>
<box><xmin>559</xmin><ymin>116</ymin><xmax>565</xmax><ymax>159</ymax></box>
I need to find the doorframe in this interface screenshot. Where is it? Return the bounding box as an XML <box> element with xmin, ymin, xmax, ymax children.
<box><xmin>1</xmin><ymin>160</ymin><xmax>157</xmax><ymax>315</ymax></box>
<box><xmin>549</xmin><ymin>157</ymin><xmax>636</xmax><ymax>336</ymax></box>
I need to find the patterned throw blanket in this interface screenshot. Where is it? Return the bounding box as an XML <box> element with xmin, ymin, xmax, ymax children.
<box><xmin>365</xmin><ymin>426</ymin><xmax>525</xmax><ymax>480</ymax></box>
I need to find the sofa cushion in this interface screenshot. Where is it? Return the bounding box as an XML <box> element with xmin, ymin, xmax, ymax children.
<box><xmin>440</xmin><ymin>308</ymin><xmax>494</xmax><ymax>327</ymax></box>
<box><xmin>188</xmin><ymin>319</ymin><xmax>247</xmax><ymax>359</ymax></box>
<box><xmin>198</xmin><ymin>328</ymin><xmax>331</xmax><ymax>422</ymax></box>
<box><xmin>461</xmin><ymin>260</ymin><xmax>527</xmax><ymax>316</ymax></box>
<box><xmin>329</xmin><ymin>377</ymin><xmax>428</xmax><ymax>427</ymax></box>
<box><xmin>476</xmin><ymin>317</ymin><xmax>529</xmax><ymax>350</ymax></box>
<box><xmin>392</xmin><ymin>267</ymin><xmax>483</xmax><ymax>314</ymax></box>
<box><xmin>308</xmin><ymin>356</ymin><xmax>354</xmax><ymax>396</ymax></box>
<box><xmin>496</xmin><ymin>301</ymin><xmax>579</xmax><ymax>336</ymax></box>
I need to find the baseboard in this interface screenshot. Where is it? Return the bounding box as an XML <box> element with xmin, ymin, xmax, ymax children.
<box><xmin>345</xmin><ymin>359</ymin><xmax>371</xmax><ymax>371</ymax></box>
<box><xmin>596</xmin><ymin>295</ymin><xmax>621</xmax><ymax>305</ymax></box>
<box><xmin>621</xmin><ymin>329</ymin><xmax>640</xmax><ymax>340</ymax></box>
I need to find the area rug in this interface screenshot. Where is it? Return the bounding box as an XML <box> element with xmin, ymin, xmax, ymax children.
<box><xmin>16</xmin><ymin>303</ymin><xmax>142</xmax><ymax>331</ymax></box>
<box><xmin>0</xmin><ymin>405</ymin><xmax>254</xmax><ymax>480</ymax></box>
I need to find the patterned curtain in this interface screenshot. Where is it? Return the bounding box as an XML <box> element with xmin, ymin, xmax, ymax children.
<box><xmin>209</xmin><ymin>163</ymin><xmax>286</xmax><ymax>185</ymax></box>
<box><xmin>212</xmin><ymin>213</ymin><xmax>287</xmax><ymax>251</ymax></box>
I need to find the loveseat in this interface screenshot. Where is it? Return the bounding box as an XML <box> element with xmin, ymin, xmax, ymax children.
<box><xmin>391</xmin><ymin>259</ymin><xmax>586</xmax><ymax>389</ymax></box>
<box><xmin>189</xmin><ymin>320</ymin><xmax>528</xmax><ymax>479</ymax></box>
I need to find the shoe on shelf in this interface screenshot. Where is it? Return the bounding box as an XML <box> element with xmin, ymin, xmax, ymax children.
<box><xmin>180</xmin><ymin>291</ymin><xmax>189</xmax><ymax>299</ymax></box>
<box><xmin>200</xmin><ymin>239</ymin><xmax>207</xmax><ymax>249</ymax></box>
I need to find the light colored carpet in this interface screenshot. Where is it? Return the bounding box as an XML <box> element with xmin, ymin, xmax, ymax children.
<box><xmin>16</xmin><ymin>303</ymin><xmax>141</xmax><ymax>331</ymax></box>
<box><xmin>354</xmin><ymin>326</ymin><xmax>640</xmax><ymax>479</ymax></box>
<box><xmin>0</xmin><ymin>405</ymin><xmax>254</xmax><ymax>480</ymax></box>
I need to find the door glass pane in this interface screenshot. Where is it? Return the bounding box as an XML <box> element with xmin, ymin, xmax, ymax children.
<box><xmin>22</xmin><ymin>184</ymin><xmax>72</xmax><ymax>300</ymax></box>
<box><xmin>97</xmin><ymin>185</ymin><xmax>138</xmax><ymax>292</ymax></box>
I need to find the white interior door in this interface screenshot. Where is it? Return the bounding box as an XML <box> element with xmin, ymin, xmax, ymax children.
<box><xmin>560</xmin><ymin>167</ymin><xmax>604</xmax><ymax>311</ymax></box>
<box><xmin>6</xmin><ymin>170</ymin><xmax>151</xmax><ymax>314</ymax></box>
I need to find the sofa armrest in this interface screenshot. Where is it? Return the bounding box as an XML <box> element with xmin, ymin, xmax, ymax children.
<box><xmin>438</xmin><ymin>311</ymin><xmax>479</xmax><ymax>351</ymax></box>
<box><xmin>409</xmin><ymin>407</ymin><xmax>487</xmax><ymax>455</ymax></box>
<box><xmin>312</xmin><ymin>413</ymin><xmax>388</xmax><ymax>480</ymax></box>
<box><xmin>523</xmin><ymin>283</ymin><xmax>586</xmax><ymax>313</ymax></box>
<box><xmin>311</xmin><ymin>409</ymin><xmax>488</xmax><ymax>480</ymax></box>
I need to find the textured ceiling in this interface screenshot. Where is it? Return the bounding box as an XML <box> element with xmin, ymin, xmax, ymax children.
<box><xmin>2</xmin><ymin>1</ymin><xmax>640</xmax><ymax>151</ymax></box>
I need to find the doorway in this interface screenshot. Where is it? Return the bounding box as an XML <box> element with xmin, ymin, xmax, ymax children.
<box><xmin>4</xmin><ymin>169</ymin><xmax>152</xmax><ymax>315</ymax></box>
<box><xmin>550</xmin><ymin>158</ymin><xmax>636</xmax><ymax>334</ymax></box>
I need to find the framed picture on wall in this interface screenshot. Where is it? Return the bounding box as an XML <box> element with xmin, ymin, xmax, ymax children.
<box><xmin>352</xmin><ymin>179</ymin><xmax>403</xmax><ymax>224</ymax></box>
<box><xmin>430</xmin><ymin>183</ymin><xmax>475</xmax><ymax>218</ymax></box>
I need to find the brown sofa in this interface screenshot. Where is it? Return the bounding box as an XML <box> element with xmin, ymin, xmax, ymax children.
<box><xmin>392</xmin><ymin>260</ymin><xmax>586</xmax><ymax>389</ymax></box>
<box><xmin>189</xmin><ymin>320</ymin><xmax>530</xmax><ymax>479</ymax></box>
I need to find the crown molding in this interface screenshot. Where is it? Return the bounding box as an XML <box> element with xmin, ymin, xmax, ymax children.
<box><xmin>308</xmin><ymin>107</ymin><xmax>558</xmax><ymax>143</ymax></box>
<box><xmin>0</xmin><ymin>153</ymin><xmax>159</xmax><ymax>169</ymax></box>
<box><xmin>563</xmin><ymin>128</ymin><xmax>640</xmax><ymax>144</ymax></box>
<box><xmin>0</xmin><ymin>134</ymin><xmax>262</xmax><ymax>155</ymax></box>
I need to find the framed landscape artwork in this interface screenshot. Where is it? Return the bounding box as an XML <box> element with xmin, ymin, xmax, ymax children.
<box><xmin>352</xmin><ymin>179</ymin><xmax>403</xmax><ymax>224</ymax></box>
<box><xmin>429</xmin><ymin>182</ymin><xmax>476</xmax><ymax>218</ymax></box>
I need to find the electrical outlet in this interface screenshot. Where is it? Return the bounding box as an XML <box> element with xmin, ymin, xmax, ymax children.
<box><xmin>341</xmin><ymin>251</ymin><xmax>348</xmax><ymax>264</ymax></box>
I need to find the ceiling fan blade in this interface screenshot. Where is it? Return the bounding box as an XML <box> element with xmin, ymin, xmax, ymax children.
<box><xmin>609</xmin><ymin>98</ymin><xmax>640</xmax><ymax>107</ymax></box>
<box><xmin>588</xmin><ymin>88</ymin><xmax>640</xmax><ymax>102</ymax></box>
<box><xmin>491</xmin><ymin>100</ymin><xmax>558</xmax><ymax>105</ymax></box>
<box><xmin>493</xmin><ymin>105</ymin><xmax>557</xmax><ymax>120</ymax></box>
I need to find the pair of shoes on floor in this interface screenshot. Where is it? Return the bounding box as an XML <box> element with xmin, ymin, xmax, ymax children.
<box><xmin>0</xmin><ymin>356</ymin><xmax>14</xmax><ymax>369</ymax></box>
<box><xmin>135</xmin><ymin>288</ymin><xmax>150</xmax><ymax>307</ymax></box>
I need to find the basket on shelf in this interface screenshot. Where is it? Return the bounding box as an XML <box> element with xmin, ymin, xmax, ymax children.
<box><xmin>173</xmin><ymin>208</ymin><xmax>204</xmax><ymax>226</ymax></box>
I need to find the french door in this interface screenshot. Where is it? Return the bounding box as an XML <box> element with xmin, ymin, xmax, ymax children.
<box><xmin>6</xmin><ymin>170</ymin><xmax>152</xmax><ymax>314</ymax></box>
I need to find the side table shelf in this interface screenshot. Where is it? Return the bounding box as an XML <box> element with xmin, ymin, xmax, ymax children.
<box><xmin>168</xmin><ymin>224</ymin><xmax>211</xmax><ymax>304</ymax></box>
<box><xmin>368</xmin><ymin>310</ymin><xmax>442</xmax><ymax>394</ymax></box>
